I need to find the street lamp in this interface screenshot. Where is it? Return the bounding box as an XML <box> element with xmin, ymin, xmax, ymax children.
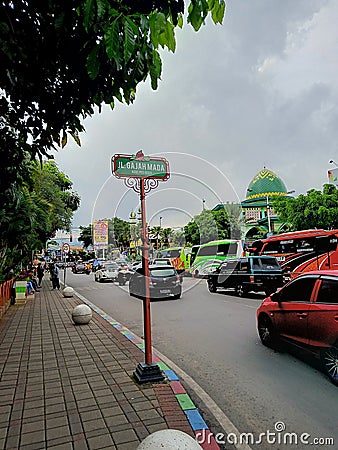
<box><xmin>202</xmin><ymin>199</ymin><xmax>205</xmax><ymax>210</ymax></box>
<box><xmin>159</xmin><ymin>216</ymin><xmax>163</xmax><ymax>228</ymax></box>
<box><xmin>329</xmin><ymin>160</ymin><xmax>338</xmax><ymax>168</ymax></box>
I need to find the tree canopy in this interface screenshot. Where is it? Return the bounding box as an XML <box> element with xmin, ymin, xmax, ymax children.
<box><xmin>184</xmin><ymin>207</ymin><xmax>241</xmax><ymax>245</ymax></box>
<box><xmin>273</xmin><ymin>184</ymin><xmax>338</xmax><ymax>231</ymax></box>
<box><xmin>0</xmin><ymin>160</ymin><xmax>80</xmax><ymax>281</ymax></box>
<box><xmin>0</xmin><ymin>0</ymin><xmax>225</xmax><ymax>195</ymax></box>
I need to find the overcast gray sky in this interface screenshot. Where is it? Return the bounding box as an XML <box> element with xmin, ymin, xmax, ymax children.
<box><xmin>54</xmin><ymin>0</ymin><xmax>338</xmax><ymax>230</ymax></box>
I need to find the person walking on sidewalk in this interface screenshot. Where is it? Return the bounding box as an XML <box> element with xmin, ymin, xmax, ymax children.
<box><xmin>36</xmin><ymin>263</ymin><xmax>44</xmax><ymax>287</ymax></box>
<box><xmin>50</xmin><ymin>263</ymin><xmax>60</xmax><ymax>290</ymax></box>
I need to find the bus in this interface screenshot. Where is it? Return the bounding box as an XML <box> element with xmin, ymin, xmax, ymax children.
<box><xmin>249</xmin><ymin>229</ymin><xmax>338</xmax><ymax>278</ymax></box>
<box><xmin>155</xmin><ymin>247</ymin><xmax>186</xmax><ymax>273</ymax></box>
<box><xmin>190</xmin><ymin>239</ymin><xmax>244</xmax><ymax>278</ymax></box>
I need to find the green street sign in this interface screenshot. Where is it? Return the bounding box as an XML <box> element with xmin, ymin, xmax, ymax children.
<box><xmin>112</xmin><ymin>151</ymin><xmax>170</xmax><ymax>180</ymax></box>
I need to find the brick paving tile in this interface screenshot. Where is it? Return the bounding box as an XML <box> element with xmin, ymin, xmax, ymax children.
<box><xmin>117</xmin><ymin>442</ymin><xmax>140</xmax><ymax>450</ymax></box>
<box><xmin>136</xmin><ymin>409</ymin><xmax>162</xmax><ymax>421</ymax></box>
<box><xmin>146</xmin><ymin>423</ymin><xmax>169</xmax><ymax>434</ymax></box>
<box><xmin>87</xmin><ymin>434</ymin><xmax>115</xmax><ymax>450</ymax></box>
<box><xmin>112</xmin><ymin>429</ymin><xmax>138</xmax><ymax>445</ymax></box>
<box><xmin>82</xmin><ymin>419</ymin><xmax>107</xmax><ymax>433</ymax></box>
<box><xmin>21</xmin><ymin>420</ymin><xmax>44</xmax><ymax>434</ymax></box>
<box><xmin>48</xmin><ymin>443</ymin><xmax>73</xmax><ymax>450</ymax></box>
<box><xmin>73</xmin><ymin>438</ymin><xmax>89</xmax><ymax>450</ymax></box>
<box><xmin>20</xmin><ymin>429</ymin><xmax>45</xmax><ymax>446</ymax></box>
<box><xmin>104</xmin><ymin>415</ymin><xmax>128</xmax><ymax>428</ymax></box>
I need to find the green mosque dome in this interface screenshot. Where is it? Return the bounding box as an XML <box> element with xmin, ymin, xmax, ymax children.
<box><xmin>246</xmin><ymin>168</ymin><xmax>288</xmax><ymax>200</ymax></box>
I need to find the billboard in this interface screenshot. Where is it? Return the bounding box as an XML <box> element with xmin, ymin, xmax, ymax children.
<box><xmin>328</xmin><ymin>168</ymin><xmax>338</xmax><ymax>185</ymax></box>
<box><xmin>93</xmin><ymin>220</ymin><xmax>109</xmax><ymax>249</ymax></box>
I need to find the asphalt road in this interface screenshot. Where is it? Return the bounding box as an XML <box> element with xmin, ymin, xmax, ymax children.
<box><xmin>65</xmin><ymin>270</ymin><xmax>337</xmax><ymax>449</ymax></box>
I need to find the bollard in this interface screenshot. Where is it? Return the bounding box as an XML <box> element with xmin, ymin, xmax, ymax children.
<box><xmin>72</xmin><ymin>304</ymin><xmax>92</xmax><ymax>325</ymax></box>
<box><xmin>63</xmin><ymin>286</ymin><xmax>74</xmax><ymax>298</ymax></box>
<box><xmin>137</xmin><ymin>429</ymin><xmax>202</xmax><ymax>449</ymax></box>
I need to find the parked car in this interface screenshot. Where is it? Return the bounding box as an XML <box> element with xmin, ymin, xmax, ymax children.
<box><xmin>72</xmin><ymin>260</ymin><xmax>86</xmax><ymax>274</ymax></box>
<box><xmin>257</xmin><ymin>271</ymin><xmax>338</xmax><ymax>385</ymax></box>
<box><xmin>207</xmin><ymin>256</ymin><xmax>283</xmax><ymax>297</ymax></box>
<box><xmin>129</xmin><ymin>264</ymin><xmax>182</xmax><ymax>300</ymax></box>
<box><xmin>94</xmin><ymin>262</ymin><xmax>119</xmax><ymax>282</ymax></box>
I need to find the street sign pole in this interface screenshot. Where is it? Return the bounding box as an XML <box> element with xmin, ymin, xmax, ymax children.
<box><xmin>112</xmin><ymin>151</ymin><xmax>169</xmax><ymax>383</ymax></box>
<box><xmin>140</xmin><ymin>178</ymin><xmax>152</xmax><ymax>365</ymax></box>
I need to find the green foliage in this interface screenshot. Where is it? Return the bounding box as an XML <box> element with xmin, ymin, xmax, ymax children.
<box><xmin>273</xmin><ymin>185</ymin><xmax>338</xmax><ymax>231</ymax></box>
<box><xmin>78</xmin><ymin>225</ymin><xmax>94</xmax><ymax>248</ymax></box>
<box><xmin>109</xmin><ymin>217</ymin><xmax>131</xmax><ymax>247</ymax></box>
<box><xmin>184</xmin><ymin>207</ymin><xmax>239</xmax><ymax>245</ymax></box>
<box><xmin>0</xmin><ymin>160</ymin><xmax>80</xmax><ymax>282</ymax></box>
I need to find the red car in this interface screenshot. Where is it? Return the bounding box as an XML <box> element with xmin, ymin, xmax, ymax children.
<box><xmin>257</xmin><ymin>271</ymin><xmax>338</xmax><ymax>385</ymax></box>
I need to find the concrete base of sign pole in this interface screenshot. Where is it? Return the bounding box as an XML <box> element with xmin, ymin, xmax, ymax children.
<box><xmin>133</xmin><ymin>362</ymin><xmax>166</xmax><ymax>384</ymax></box>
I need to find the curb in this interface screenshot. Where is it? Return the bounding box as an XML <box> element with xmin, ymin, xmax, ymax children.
<box><xmin>74</xmin><ymin>291</ymin><xmax>220</xmax><ymax>449</ymax></box>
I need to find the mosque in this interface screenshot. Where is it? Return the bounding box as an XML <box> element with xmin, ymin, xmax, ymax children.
<box><xmin>213</xmin><ymin>167</ymin><xmax>294</xmax><ymax>242</ymax></box>
<box><xmin>241</xmin><ymin>168</ymin><xmax>293</xmax><ymax>240</ymax></box>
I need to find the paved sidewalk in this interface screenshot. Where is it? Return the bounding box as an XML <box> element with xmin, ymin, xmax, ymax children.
<box><xmin>0</xmin><ymin>281</ymin><xmax>218</xmax><ymax>450</ymax></box>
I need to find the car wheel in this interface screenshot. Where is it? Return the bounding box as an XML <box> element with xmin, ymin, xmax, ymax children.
<box><xmin>320</xmin><ymin>346</ymin><xmax>338</xmax><ymax>385</ymax></box>
<box><xmin>236</xmin><ymin>284</ymin><xmax>246</xmax><ymax>297</ymax></box>
<box><xmin>173</xmin><ymin>293</ymin><xmax>181</xmax><ymax>300</ymax></box>
<box><xmin>258</xmin><ymin>315</ymin><xmax>277</xmax><ymax>349</ymax></box>
<box><xmin>208</xmin><ymin>280</ymin><xmax>217</xmax><ymax>293</ymax></box>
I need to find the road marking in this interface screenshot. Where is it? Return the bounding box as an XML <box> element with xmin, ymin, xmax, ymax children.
<box><xmin>70</xmin><ymin>285</ymin><xmax>253</xmax><ymax>450</ymax></box>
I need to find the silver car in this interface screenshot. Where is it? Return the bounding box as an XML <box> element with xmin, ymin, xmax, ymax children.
<box><xmin>94</xmin><ymin>262</ymin><xmax>119</xmax><ymax>282</ymax></box>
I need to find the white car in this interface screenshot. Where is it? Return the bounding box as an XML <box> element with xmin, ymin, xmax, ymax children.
<box><xmin>94</xmin><ymin>262</ymin><xmax>119</xmax><ymax>282</ymax></box>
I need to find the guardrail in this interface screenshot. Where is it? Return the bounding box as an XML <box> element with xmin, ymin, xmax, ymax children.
<box><xmin>0</xmin><ymin>279</ymin><xmax>15</xmax><ymax>319</ymax></box>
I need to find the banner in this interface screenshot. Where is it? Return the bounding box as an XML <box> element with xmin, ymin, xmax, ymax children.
<box><xmin>93</xmin><ymin>220</ymin><xmax>109</xmax><ymax>249</ymax></box>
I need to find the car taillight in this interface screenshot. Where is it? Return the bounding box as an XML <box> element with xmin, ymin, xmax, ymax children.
<box><xmin>250</xmin><ymin>275</ymin><xmax>254</xmax><ymax>283</ymax></box>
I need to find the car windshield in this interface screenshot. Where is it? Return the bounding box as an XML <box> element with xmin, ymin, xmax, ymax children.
<box><xmin>150</xmin><ymin>268</ymin><xmax>176</xmax><ymax>277</ymax></box>
<box><xmin>253</xmin><ymin>258</ymin><xmax>280</xmax><ymax>270</ymax></box>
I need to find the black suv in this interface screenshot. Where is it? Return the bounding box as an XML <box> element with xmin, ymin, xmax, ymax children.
<box><xmin>207</xmin><ymin>256</ymin><xmax>283</xmax><ymax>297</ymax></box>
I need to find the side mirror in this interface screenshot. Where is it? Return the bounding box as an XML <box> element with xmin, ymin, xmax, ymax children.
<box><xmin>271</xmin><ymin>291</ymin><xmax>282</xmax><ymax>305</ymax></box>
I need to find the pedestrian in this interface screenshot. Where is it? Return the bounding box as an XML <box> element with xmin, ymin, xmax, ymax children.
<box><xmin>36</xmin><ymin>263</ymin><xmax>44</xmax><ymax>287</ymax></box>
<box><xmin>50</xmin><ymin>263</ymin><xmax>60</xmax><ymax>290</ymax></box>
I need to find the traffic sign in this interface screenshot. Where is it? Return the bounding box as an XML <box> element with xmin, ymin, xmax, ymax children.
<box><xmin>62</xmin><ymin>243</ymin><xmax>71</xmax><ymax>253</ymax></box>
<box><xmin>112</xmin><ymin>151</ymin><xmax>169</xmax><ymax>180</ymax></box>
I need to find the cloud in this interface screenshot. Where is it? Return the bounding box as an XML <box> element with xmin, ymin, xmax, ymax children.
<box><xmin>54</xmin><ymin>0</ymin><xmax>337</xmax><ymax>227</ymax></box>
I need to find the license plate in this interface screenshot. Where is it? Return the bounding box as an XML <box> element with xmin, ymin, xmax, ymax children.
<box><xmin>160</xmin><ymin>289</ymin><xmax>171</xmax><ymax>294</ymax></box>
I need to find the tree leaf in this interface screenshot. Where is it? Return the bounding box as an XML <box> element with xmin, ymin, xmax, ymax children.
<box><xmin>149</xmin><ymin>50</ymin><xmax>162</xmax><ymax>90</ymax></box>
<box><xmin>96</xmin><ymin>0</ymin><xmax>109</xmax><ymax>20</ymax></box>
<box><xmin>211</xmin><ymin>0</ymin><xmax>226</xmax><ymax>25</ymax></box>
<box><xmin>86</xmin><ymin>45</ymin><xmax>100</xmax><ymax>80</ymax></box>
<box><xmin>104</xmin><ymin>21</ymin><xmax>121</xmax><ymax>64</ymax></box>
<box><xmin>124</xmin><ymin>19</ymin><xmax>135</xmax><ymax>63</ymax></box>
<box><xmin>61</xmin><ymin>131</ymin><xmax>67</xmax><ymax>148</ymax></box>
<box><xmin>83</xmin><ymin>0</ymin><xmax>96</xmax><ymax>32</ymax></box>
<box><xmin>70</xmin><ymin>131</ymin><xmax>81</xmax><ymax>147</ymax></box>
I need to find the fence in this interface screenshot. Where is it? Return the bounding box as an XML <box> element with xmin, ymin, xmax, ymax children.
<box><xmin>0</xmin><ymin>279</ymin><xmax>15</xmax><ymax>319</ymax></box>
